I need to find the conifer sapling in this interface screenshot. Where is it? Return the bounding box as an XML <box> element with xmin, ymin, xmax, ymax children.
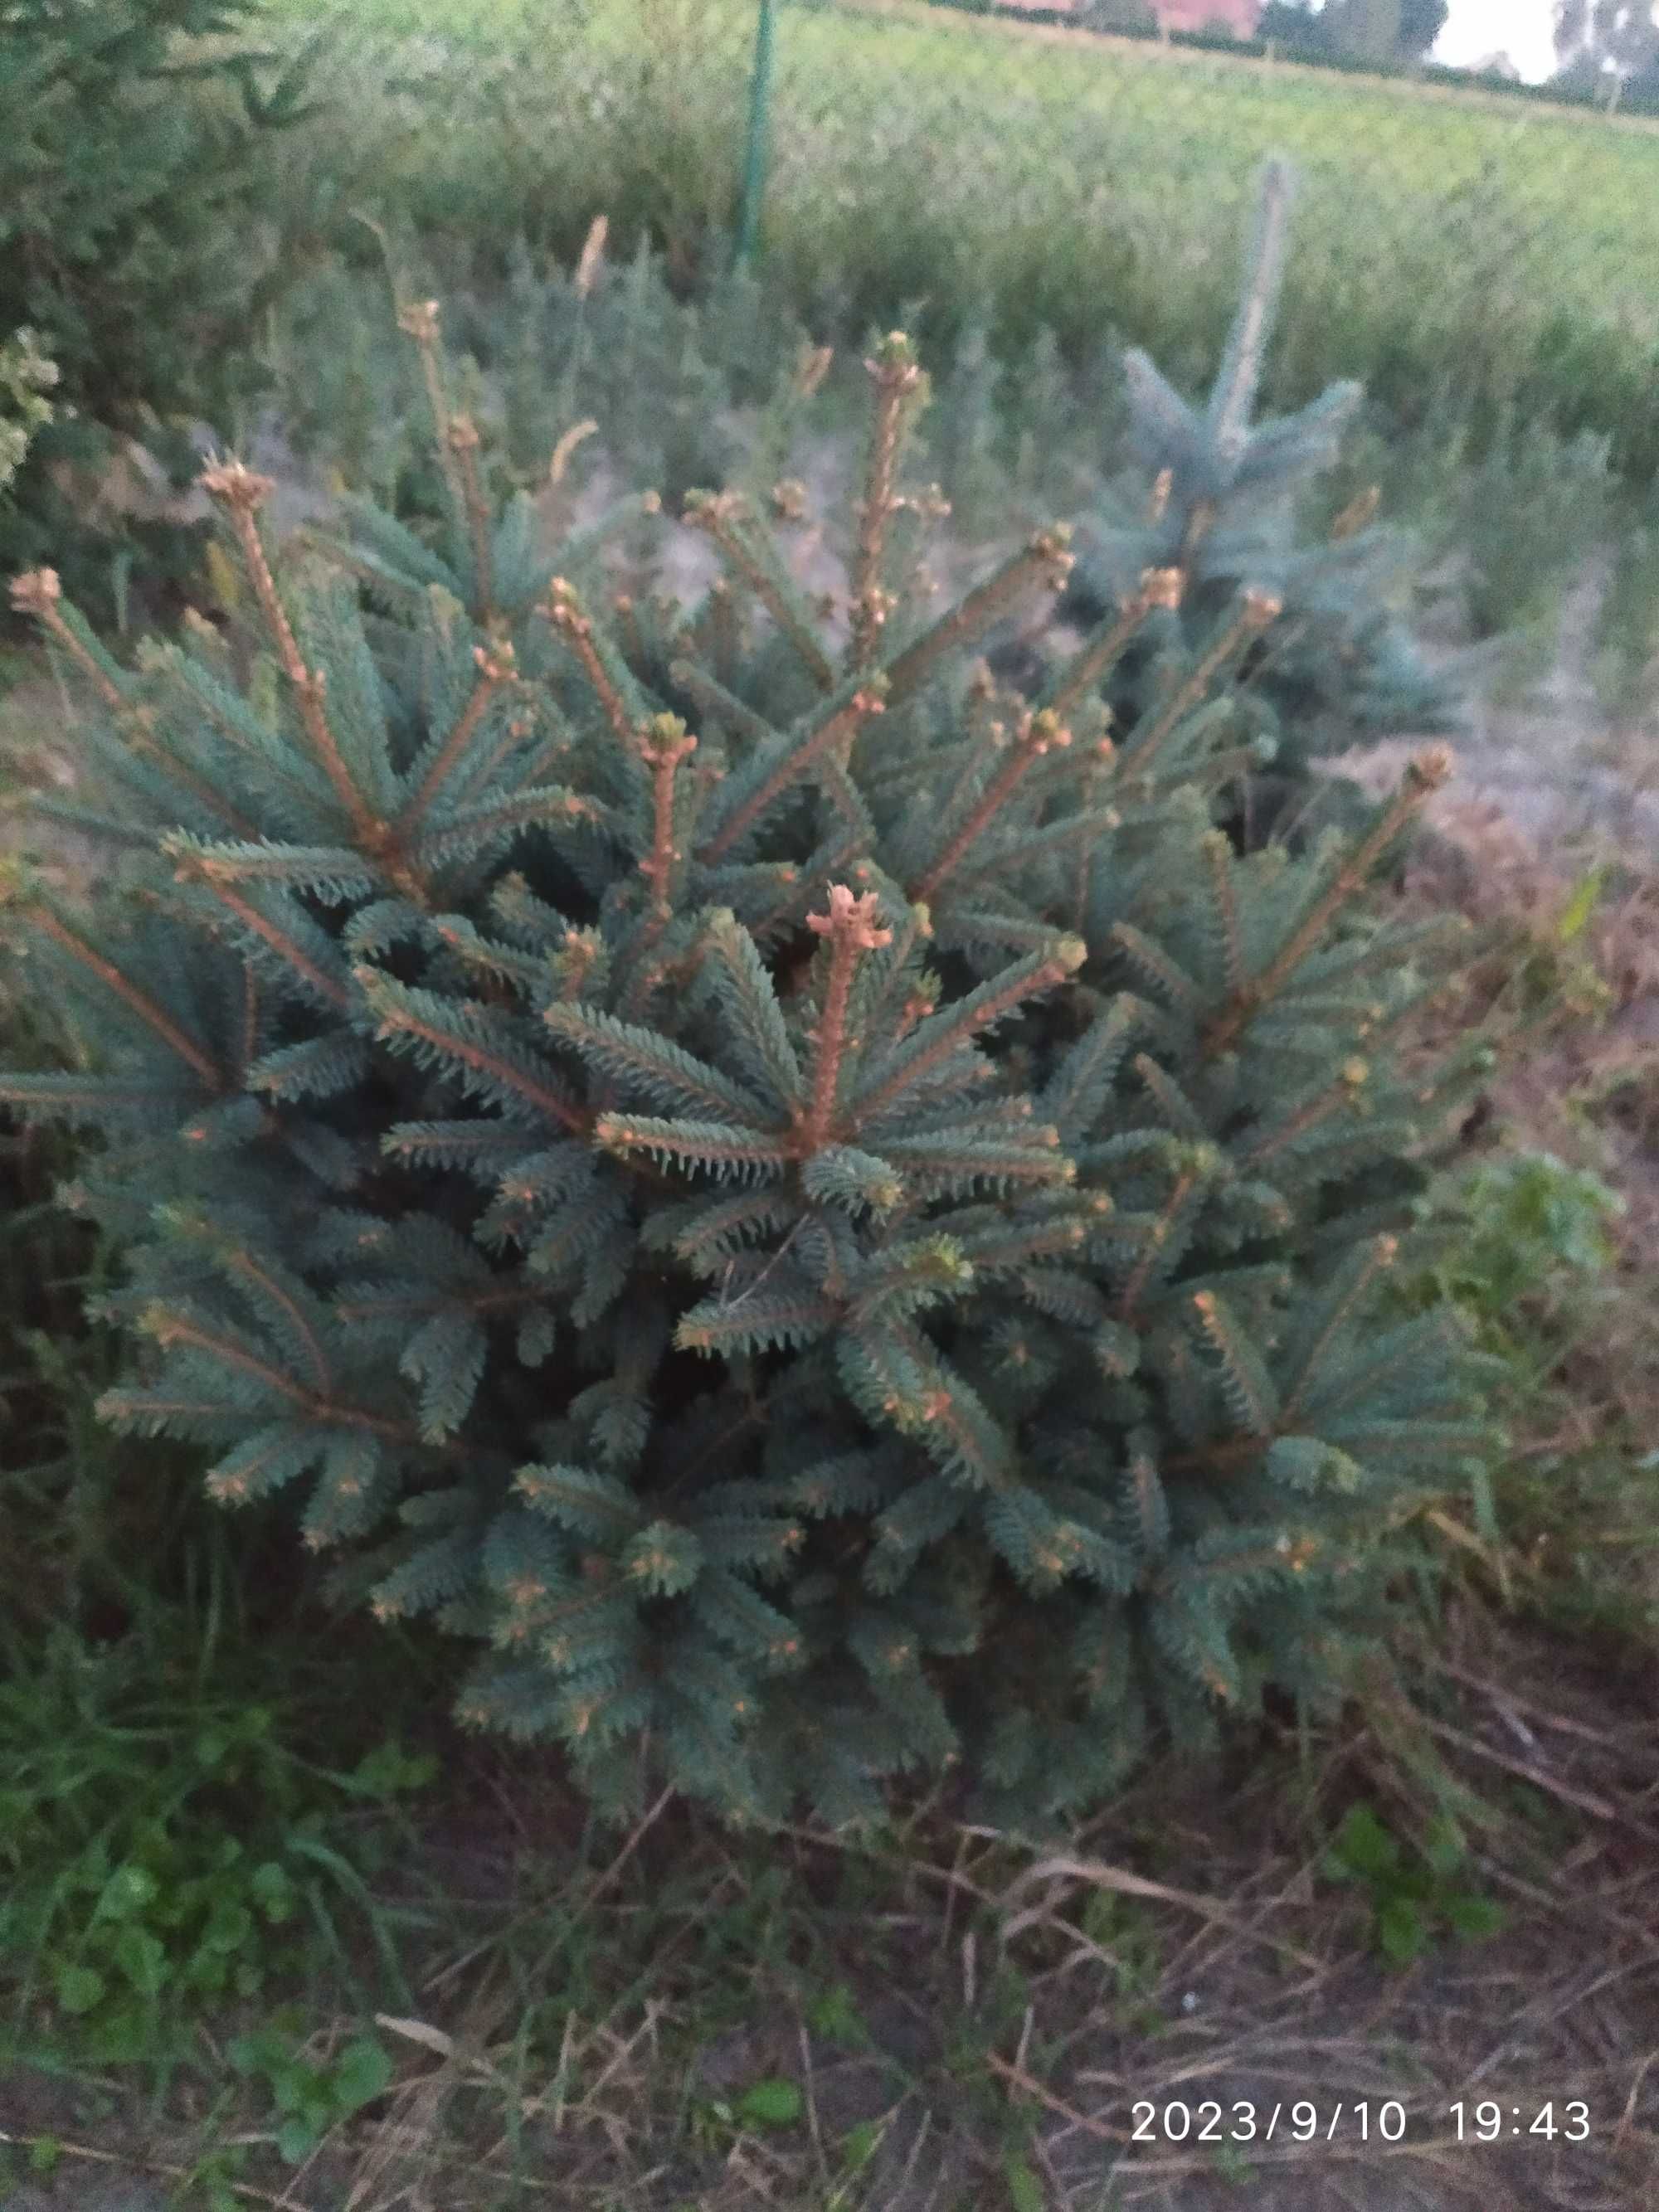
<box><xmin>0</xmin><ymin>299</ymin><xmax>1500</xmax><ymax>1830</ymax></box>
<box><xmin>989</xmin><ymin>159</ymin><xmax>1464</xmax><ymax>852</ymax></box>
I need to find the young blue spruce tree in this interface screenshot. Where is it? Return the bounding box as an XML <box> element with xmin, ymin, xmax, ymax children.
<box><xmin>0</xmin><ymin>294</ymin><xmax>1499</xmax><ymax>1831</ymax></box>
<box><xmin>987</xmin><ymin>159</ymin><xmax>1463</xmax><ymax>852</ymax></box>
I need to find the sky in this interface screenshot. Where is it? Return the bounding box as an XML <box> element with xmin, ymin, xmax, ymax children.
<box><xmin>1428</xmin><ymin>1</ymin><xmax>1558</xmax><ymax>81</ymax></box>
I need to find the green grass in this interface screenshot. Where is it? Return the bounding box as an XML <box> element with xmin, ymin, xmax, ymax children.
<box><xmin>255</xmin><ymin>0</ymin><xmax>1659</xmax><ymax>480</ymax></box>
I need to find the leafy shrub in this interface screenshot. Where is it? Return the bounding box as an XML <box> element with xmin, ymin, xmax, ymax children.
<box><xmin>0</xmin><ymin>1617</ymin><xmax>434</xmax><ymax>2063</ymax></box>
<box><xmin>0</xmin><ymin>298</ymin><xmax>1498</xmax><ymax>1832</ymax></box>
<box><xmin>0</xmin><ymin>0</ymin><xmax>329</xmax><ymax>619</ymax></box>
<box><xmin>1321</xmin><ymin>1801</ymin><xmax>1505</xmax><ymax>1967</ymax></box>
<box><xmin>0</xmin><ymin>330</ymin><xmax>57</xmax><ymax>497</ymax></box>
<box><xmin>228</xmin><ymin>2021</ymin><xmax>396</xmax><ymax>2164</ymax></box>
<box><xmin>0</xmin><ymin>1069</ymin><xmax>440</xmax><ymax>2065</ymax></box>
<box><xmin>1400</xmin><ymin>1150</ymin><xmax>1624</xmax><ymax>1349</ymax></box>
<box><xmin>1389</xmin><ymin>1142</ymin><xmax>1643</xmax><ymax>1624</ymax></box>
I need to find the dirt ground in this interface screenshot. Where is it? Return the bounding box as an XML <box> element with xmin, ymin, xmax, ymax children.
<box><xmin>2</xmin><ymin>1610</ymin><xmax>1657</xmax><ymax>2210</ymax></box>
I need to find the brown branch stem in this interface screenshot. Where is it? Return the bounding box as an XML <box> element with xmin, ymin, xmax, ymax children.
<box><xmin>880</xmin><ymin>528</ymin><xmax>1074</xmax><ymax>707</ymax></box>
<box><xmin>1114</xmin><ymin>1170</ymin><xmax>1196</xmax><ymax>1323</ymax></box>
<box><xmin>28</xmin><ymin>906</ymin><xmax>224</xmax><ymax>1089</ymax></box>
<box><xmin>543</xmin><ymin>577</ymin><xmax>635</xmax><ymax>746</ymax></box>
<box><xmin>1039</xmin><ymin>565</ymin><xmax>1180</xmax><ymax>726</ymax></box>
<box><xmin>395</xmin><ymin>647</ymin><xmax>512</xmax><ymax>840</ymax></box>
<box><xmin>682</xmin><ymin>491</ymin><xmax>837</xmax><ymax>693</ymax></box>
<box><xmin>849</xmin><ymin>336</ymin><xmax>923</xmax><ymax>676</ymax></box>
<box><xmin>363</xmin><ymin>985</ymin><xmax>588</xmax><ymax>1135</ymax></box>
<box><xmin>10</xmin><ymin>570</ymin><xmax>259</xmax><ymax>839</ymax></box>
<box><xmin>447</xmin><ymin>417</ymin><xmax>494</xmax><ymax>625</ymax></box>
<box><xmin>139</xmin><ymin>1308</ymin><xmax>415</xmax><ymax>1451</ymax></box>
<box><xmin>1203</xmin><ymin>746</ymin><xmax>1453</xmax><ymax>1060</ymax></box>
<box><xmin>1119</xmin><ymin>586</ymin><xmax>1281</xmax><ymax>783</ymax></box>
<box><xmin>907</xmin><ymin>708</ymin><xmax>1070</xmax><ymax>907</ymax></box>
<box><xmin>698</xmin><ymin>688</ymin><xmax>885</xmax><ymax>867</ymax></box>
<box><xmin>199</xmin><ymin>464</ymin><xmax>382</xmax><ymax>849</ymax></box>
<box><xmin>182</xmin><ymin>868</ymin><xmax>351</xmax><ymax>1010</ymax></box>
<box><xmin>796</xmin><ymin>886</ymin><xmax>886</xmax><ymax>1154</ymax></box>
<box><xmin>854</xmin><ymin>941</ymin><xmax>1084</xmax><ymax>1130</ymax></box>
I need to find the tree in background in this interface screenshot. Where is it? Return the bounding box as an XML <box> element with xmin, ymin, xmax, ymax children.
<box><xmin>1078</xmin><ymin>1</ymin><xmax>1160</xmax><ymax>32</ymax></box>
<box><xmin>1260</xmin><ymin>0</ymin><xmax>1447</xmax><ymax>62</ymax></box>
<box><xmin>1259</xmin><ymin>2</ymin><xmax>1331</xmax><ymax>54</ymax></box>
<box><xmin>1395</xmin><ymin>0</ymin><xmax>1448</xmax><ymax>57</ymax></box>
<box><xmin>1553</xmin><ymin>0</ymin><xmax>1659</xmax><ymax>89</ymax></box>
<box><xmin>1326</xmin><ymin>0</ymin><xmax>1404</xmax><ymax>61</ymax></box>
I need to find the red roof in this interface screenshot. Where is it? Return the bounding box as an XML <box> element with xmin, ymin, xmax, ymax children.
<box><xmin>991</xmin><ymin>0</ymin><xmax>1266</xmax><ymax>31</ymax></box>
<box><xmin>1154</xmin><ymin>0</ymin><xmax>1264</xmax><ymax>31</ymax></box>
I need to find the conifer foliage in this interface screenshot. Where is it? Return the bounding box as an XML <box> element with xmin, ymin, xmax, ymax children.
<box><xmin>0</xmin><ymin>0</ymin><xmax>327</xmax><ymax>612</ymax></box>
<box><xmin>993</xmin><ymin>161</ymin><xmax>1463</xmax><ymax>850</ymax></box>
<box><xmin>1</xmin><ymin>300</ymin><xmax>1498</xmax><ymax>1830</ymax></box>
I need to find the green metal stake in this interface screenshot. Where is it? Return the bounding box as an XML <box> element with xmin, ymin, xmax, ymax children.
<box><xmin>733</xmin><ymin>0</ymin><xmax>776</xmax><ymax>273</ymax></box>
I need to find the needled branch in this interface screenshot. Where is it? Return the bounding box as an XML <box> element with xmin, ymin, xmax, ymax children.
<box><xmin>667</xmin><ymin>658</ymin><xmax>776</xmax><ymax>750</ymax></box>
<box><xmin>1038</xmin><ymin>566</ymin><xmax>1183</xmax><ymax>727</ymax></box>
<box><xmin>198</xmin><ymin>462</ymin><xmax>405</xmax><ymax>878</ymax></box>
<box><xmin>181</xmin><ymin>1228</ymin><xmax>333</xmax><ymax>1397</ymax></box>
<box><xmin>703</xmin><ymin>577</ymin><xmax>741</xmax><ymax>686</ymax></box>
<box><xmin>1240</xmin><ymin>1055</ymin><xmax>1371</xmax><ymax>1168</ymax></box>
<box><xmin>1200</xmin><ymin>828</ymin><xmax>1248</xmax><ymax>1001</ymax></box>
<box><xmin>11</xmin><ymin>566</ymin><xmax>127</xmax><ymax>711</ymax></box>
<box><xmin>1114</xmin><ymin>1165</ymin><xmax>1202</xmax><ymax>1324</ymax></box>
<box><xmin>398</xmin><ymin>299</ymin><xmax>470</xmax><ymax>530</ymax></box>
<box><xmin>1280</xmin><ymin>1233</ymin><xmax>1399</xmax><ymax>1425</ymax></box>
<box><xmin>1209</xmin><ymin>155</ymin><xmax>1297</xmax><ymax>465</ymax></box>
<box><xmin>593</xmin><ymin>1116</ymin><xmax>793</xmax><ymax>1177</ymax></box>
<box><xmin>542</xmin><ymin>576</ymin><xmax>638</xmax><ymax>747</ymax></box>
<box><xmin>396</xmin><ymin>642</ymin><xmax>514</xmax><ymax>841</ymax></box>
<box><xmin>635</xmin><ymin>714</ymin><xmax>698</xmax><ymax>916</ymax></box>
<box><xmin>17</xmin><ymin>897</ymin><xmax>224</xmax><ymax>1090</ymax></box>
<box><xmin>908</xmin><ymin>707</ymin><xmax>1073</xmax><ymax>907</ymax></box>
<box><xmin>133</xmin><ymin>1305</ymin><xmax>414</xmax><ymax>1448</ymax></box>
<box><xmin>1190</xmin><ymin>1289</ymin><xmax>1275</xmax><ymax>1436</ymax></box>
<box><xmin>1120</xmin><ymin>586</ymin><xmax>1282</xmax><ymax>780</ymax></box>
<box><xmin>358</xmin><ymin>970</ymin><xmax>589</xmax><ymax>1135</ymax></box>
<box><xmin>10</xmin><ymin>569</ymin><xmax>261</xmax><ymax>840</ymax></box>
<box><xmin>880</xmin><ymin>527</ymin><xmax>1076</xmax><ymax>707</ymax></box>
<box><xmin>616</xmin><ymin>714</ymin><xmax>701</xmax><ymax>1023</ymax></box>
<box><xmin>698</xmin><ymin>683</ymin><xmax>887</xmax><ymax>867</ymax></box>
<box><xmin>454</xmin><ymin>707</ymin><xmax>563</xmax><ymax>815</ymax></box>
<box><xmin>446</xmin><ymin>416</ymin><xmax>494</xmax><ymax>626</ymax></box>
<box><xmin>1203</xmin><ymin>746</ymin><xmax>1454</xmax><ymax>1059</ymax></box>
<box><xmin>854</xmin><ymin>937</ymin><xmax>1087</xmax><ymax>1130</ymax></box>
<box><xmin>683</xmin><ymin>489</ymin><xmax>838</xmax><ymax>693</ymax></box>
<box><xmin>172</xmin><ymin>858</ymin><xmax>351</xmax><ymax>1011</ymax></box>
<box><xmin>795</xmin><ymin>883</ymin><xmax>893</xmax><ymax>1155</ymax></box>
<box><xmin>849</xmin><ymin>333</ymin><xmax>925</xmax><ymax>677</ymax></box>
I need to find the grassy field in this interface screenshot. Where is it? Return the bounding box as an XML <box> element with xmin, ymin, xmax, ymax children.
<box><xmin>260</xmin><ymin>0</ymin><xmax>1659</xmax><ymax>477</ymax></box>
